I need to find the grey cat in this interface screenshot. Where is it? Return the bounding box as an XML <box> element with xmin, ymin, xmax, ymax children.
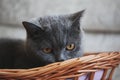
<box><xmin>0</xmin><ymin>10</ymin><xmax>84</xmax><ymax>69</ymax></box>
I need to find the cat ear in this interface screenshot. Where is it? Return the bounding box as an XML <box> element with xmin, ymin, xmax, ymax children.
<box><xmin>70</xmin><ymin>10</ymin><xmax>85</xmax><ymax>21</ymax></box>
<box><xmin>22</xmin><ymin>21</ymin><xmax>43</xmax><ymax>37</ymax></box>
<box><xmin>70</xmin><ymin>10</ymin><xmax>85</xmax><ymax>31</ymax></box>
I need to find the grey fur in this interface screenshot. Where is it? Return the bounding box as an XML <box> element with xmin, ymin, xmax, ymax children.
<box><xmin>0</xmin><ymin>10</ymin><xmax>84</xmax><ymax>69</ymax></box>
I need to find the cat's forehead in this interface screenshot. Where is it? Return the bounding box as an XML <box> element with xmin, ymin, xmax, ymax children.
<box><xmin>40</xmin><ymin>16</ymin><xmax>71</xmax><ymax>25</ymax></box>
<box><xmin>31</xmin><ymin>16</ymin><xmax>72</xmax><ymax>29</ymax></box>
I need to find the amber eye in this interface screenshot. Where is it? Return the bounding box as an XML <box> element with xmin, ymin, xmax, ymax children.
<box><xmin>43</xmin><ymin>48</ymin><xmax>52</xmax><ymax>53</ymax></box>
<box><xmin>66</xmin><ymin>44</ymin><xmax>75</xmax><ymax>51</ymax></box>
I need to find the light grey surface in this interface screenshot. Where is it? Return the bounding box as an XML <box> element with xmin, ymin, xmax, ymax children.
<box><xmin>0</xmin><ymin>0</ymin><xmax>120</xmax><ymax>32</ymax></box>
<box><xmin>84</xmin><ymin>32</ymin><xmax>120</xmax><ymax>52</ymax></box>
<box><xmin>0</xmin><ymin>0</ymin><xmax>84</xmax><ymax>26</ymax></box>
<box><xmin>114</xmin><ymin>66</ymin><xmax>120</xmax><ymax>80</ymax></box>
<box><xmin>0</xmin><ymin>25</ymin><xmax>26</xmax><ymax>39</ymax></box>
<box><xmin>82</xmin><ymin>0</ymin><xmax>120</xmax><ymax>32</ymax></box>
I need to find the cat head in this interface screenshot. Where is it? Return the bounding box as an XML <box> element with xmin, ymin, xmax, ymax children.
<box><xmin>22</xmin><ymin>10</ymin><xmax>84</xmax><ymax>66</ymax></box>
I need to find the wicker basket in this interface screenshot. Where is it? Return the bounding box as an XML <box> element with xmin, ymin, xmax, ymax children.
<box><xmin>0</xmin><ymin>52</ymin><xmax>120</xmax><ymax>80</ymax></box>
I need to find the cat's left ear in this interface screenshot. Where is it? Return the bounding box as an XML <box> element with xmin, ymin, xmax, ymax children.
<box><xmin>69</xmin><ymin>10</ymin><xmax>85</xmax><ymax>31</ymax></box>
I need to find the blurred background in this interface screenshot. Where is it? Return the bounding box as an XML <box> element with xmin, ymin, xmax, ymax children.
<box><xmin>0</xmin><ymin>0</ymin><xmax>120</xmax><ymax>79</ymax></box>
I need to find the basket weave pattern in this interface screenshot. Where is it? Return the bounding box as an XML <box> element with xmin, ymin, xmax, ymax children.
<box><xmin>0</xmin><ymin>52</ymin><xmax>120</xmax><ymax>80</ymax></box>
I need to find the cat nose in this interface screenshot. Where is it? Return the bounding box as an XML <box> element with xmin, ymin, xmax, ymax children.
<box><xmin>55</xmin><ymin>52</ymin><xmax>66</xmax><ymax>62</ymax></box>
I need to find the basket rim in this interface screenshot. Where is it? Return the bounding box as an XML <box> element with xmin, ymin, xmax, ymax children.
<box><xmin>0</xmin><ymin>51</ymin><xmax>120</xmax><ymax>80</ymax></box>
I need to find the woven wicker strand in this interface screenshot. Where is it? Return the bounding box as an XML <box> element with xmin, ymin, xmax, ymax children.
<box><xmin>0</xmin><ymin>52</ymin><xmax>120</xmax><ymax>80</ymax></box>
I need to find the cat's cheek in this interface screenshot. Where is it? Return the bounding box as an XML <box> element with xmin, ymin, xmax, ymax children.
<box><xmin>65</xmin><ymin>50</ymin><xmax>81</xmax><ymax>59</ymax></box>
<box><xmin>62</xmin><ymin>52</ymin><xmax>72</xmax><ymax>60</ymax></box>
<box><xmin>75</xmin><ymin>46</ymin><xmax>83</xmax><ymax>57</ymax></box>
<box><xmin>45</xmin><ymin>55</ymin><xmax>56</xmax><ymax>63</ymax></box>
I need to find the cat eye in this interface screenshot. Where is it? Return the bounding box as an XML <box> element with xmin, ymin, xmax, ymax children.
<box><xmin>66</xmin><ymin>43</ymin><xmax>75</xmax><ymax>51</ymax></box>
<box><xmin>43</xmin><ymin>48</ymin><xmax>52</xmax><ymax>53</ymax></box>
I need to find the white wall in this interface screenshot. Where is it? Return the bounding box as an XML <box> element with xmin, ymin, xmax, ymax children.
<box><xmin>0</xmin><ymin>0</ymin><xmax>120</xmax><ymax>32</ymax></box>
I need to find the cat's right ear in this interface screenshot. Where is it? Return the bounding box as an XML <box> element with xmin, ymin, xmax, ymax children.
<box><xmin>22</xmin><ymin>21</ymin><xmax>43</xmax><ymax>37</ymax></box>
